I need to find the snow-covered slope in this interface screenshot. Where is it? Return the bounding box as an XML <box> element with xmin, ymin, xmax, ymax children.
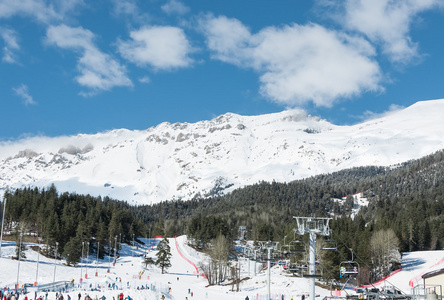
<box><xmin>1</xmin><ymin>99</ymin><xmax>444</xmax><ymax>205</ymax></box>
<box><xmin>1</xmin><ymin>236</ymin><xmax>444</xmax><ymax>299</ymax></box>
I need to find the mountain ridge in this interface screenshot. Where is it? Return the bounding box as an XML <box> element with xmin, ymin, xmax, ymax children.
<box><xmin>1</xmin><ymin>99</ymin><xmax>444</xmax><ymax>205</ymax></box>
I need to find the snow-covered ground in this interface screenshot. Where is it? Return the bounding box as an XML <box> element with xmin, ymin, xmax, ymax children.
<box><xmin>1</xmin><ymin>236</ymin><xmax>443</xmax><ymax>300</ymax></box>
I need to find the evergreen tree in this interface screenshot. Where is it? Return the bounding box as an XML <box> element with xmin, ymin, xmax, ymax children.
<box><xmin>153</xmin><ymin>219</ymin><xmax>165</xmax><ymax>237</ymax></box>
<box><xmin>144</xmin><ymin>256</ymin><xmax>155</xmax><ymax>267</ymax></box>
<box><xmin>63</xmin><ymin>236</ymin><xmax>82</xmax><ymax>266</ymax></box>
<box><xmin>96</xmin><ymin>221</ymin><xmax>108</xmax><ymax>259</ymax></box>
<box><xmin>155</xmin><ymin>237</ymin><xmax>172</xmax><ymax>274</ymax></box>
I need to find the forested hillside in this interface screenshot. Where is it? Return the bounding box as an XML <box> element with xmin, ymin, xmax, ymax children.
<box><xmin>2</xmin><ymin>185</ymin><xmax>145</xmax><ymax>265</ymax></box>
<box><xmin>133</xmin><ymin>149</ymin><xmax>444</xmax><ymax>272</ymax></box>
<box><xmin>2</xmin><ymin>149</ymin><xmax>444</xmax><ymax>279</ymax></box>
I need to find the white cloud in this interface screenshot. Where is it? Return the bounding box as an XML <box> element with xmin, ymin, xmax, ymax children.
<box><xmin>138</xmin><ymin>76</ymin><xmax>151</xmax><ymax>84</ymax></box>
<box><xmin>13</xmin><ymin>84</ymin><xmax>37</xmax><ymax>106</ymax></box>
<box><xmin>0</xmin><ymin>27</ymin><xmax>20</xmax><ymax>63</ymax></box>
<box><xmin>0</xmin><ymin>0</ymin><xmax>84</xmax><ymax>24</ymax></box>
<box><xmin>0</xmin><ymin>0</ymin><xmax>58</xmax><ymax>23</ymax></box>
<box><xmin>45</xmin><ymin>24</ymin><xmax>133</xmax><ymax>94</ymax></box>
<box><xmin>112</xmin><ymin>0</ymin><xmax>137</xmax><ymax>16</ymax></box>
<box><xmin>110</xmin><ymin>0</ymin><xmax>150</xmax><ymax>23</ymax></box>
<box><xmin>118</xmin><ymin>26</ymin><xmax>193</xmax><ymax>70</ymax></box>
<box><xmin>339</xmin><ymin>0</ymin><xmax>443</xmax><ymax>63</ymax></box>
<box><xmin>161</xmin><ymin>0</ymin><xmax>190</xmax><ymax>15</ymax></box>
<box><xmin>199</xmin><ymin>15</ymin><xmax>382</xmax><ymax>108</ymax></box>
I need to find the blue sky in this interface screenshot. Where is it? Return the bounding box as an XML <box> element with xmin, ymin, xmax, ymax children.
<box><xmin>0</xmin><ymin>0</ymin><xmax>443</xmax><ymax>140</ymax></box>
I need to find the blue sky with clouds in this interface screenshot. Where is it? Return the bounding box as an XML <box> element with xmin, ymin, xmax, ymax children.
<box><xmin>0</xmin><ymin>0</ymin><xmax>443</xmax><ymax>140</ymax></box>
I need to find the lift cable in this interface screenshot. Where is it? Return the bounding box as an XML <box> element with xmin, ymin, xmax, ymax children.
<box><xmin>330</xmin><ymin>230</ymin><xmax>409</xmax><ymax>297</ymax></box>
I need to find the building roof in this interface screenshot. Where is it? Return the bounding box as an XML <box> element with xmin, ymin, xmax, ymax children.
<box><xmin>422</xmin><ymin>268</ymin><xmax>444</xmax><ymax>279</ymax></box>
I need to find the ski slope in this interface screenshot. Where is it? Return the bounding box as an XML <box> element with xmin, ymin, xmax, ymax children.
<box><xmin>366</xmin><ymin>250</ymin><xmax>444</xmax><ymax>292</ymax></box>
<box><xmin>0</xmin><ymin>237</ymin><xmax>443</xmax><ymax>300</ymax></box>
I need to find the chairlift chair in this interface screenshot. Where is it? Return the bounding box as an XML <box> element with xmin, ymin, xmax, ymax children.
<box><xmin>321</xmin><ymin>239</ymin><xmax>337</xmax><ymax>251</ymax></box>
<box><xmin>289</xmin><ymin>240</ymin><xmax>306</xmax><ymax>254</ymax></box>
<box><xmin>339</xmin><ymin>260</ymin><xmax>360</xmax><ymax>277</ymax></box>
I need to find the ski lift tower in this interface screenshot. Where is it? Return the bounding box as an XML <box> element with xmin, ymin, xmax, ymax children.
<box><xmin>294</xmin><ymin>217</ymin><xmax>332</xmax><ymax>300</ymax></box>
<box><xmin>259</xmin><ymin>241</ymin><xmax>279</xmax><ymax>300</ymax></box>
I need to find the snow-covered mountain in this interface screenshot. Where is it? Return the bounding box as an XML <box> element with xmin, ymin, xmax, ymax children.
<box><xmin>1</xmin><ymin>99</ymin><xmax>444</xmax><ymax>205</ymax></box>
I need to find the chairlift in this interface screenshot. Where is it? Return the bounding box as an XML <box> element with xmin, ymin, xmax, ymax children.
<box><xmin>321</xmin><ymin>239</ymin><xmax>337</xmax><ymax>251</ymax></box>
<box><xmin>288</xmin><ymin>262</ymin><xmax>307</xmax><ymax>275</ymax></box>
<box><xmin>339</xmin><ymin>260</ymin><xmax>360</xmax><ymax>278</ymax></box>
<box><xmin>288</xmin><ymin>263</ymin><xmax>299</xmax><ymax>273</ymax></box>
<box><xmin>289</xmin><ymin>240</ymin><xmax>305</xmax><ymax>253</ymax></box>
<box><xmin>280</xmin><ymin>244</ymin><xmax>292</xmax><ymax>256</ymax></box>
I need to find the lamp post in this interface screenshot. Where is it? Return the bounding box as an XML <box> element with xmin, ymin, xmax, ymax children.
<box><xmin>53</xmin><ymin>242</ymin><xmax>58</xmax><ymax>283</ymax></box>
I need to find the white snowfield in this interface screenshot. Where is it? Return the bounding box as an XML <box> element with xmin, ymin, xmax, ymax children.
<box><xmin>1</xmin><ymin>236</ymin><xmax>443</xmax><ymax>300</ymax></box>
<box><xmin>1</xmin><ymin>99</ymin><xmax>444</xmax><ymax>205</ymax></box>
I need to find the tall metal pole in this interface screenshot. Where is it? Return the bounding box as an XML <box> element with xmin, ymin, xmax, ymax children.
<box><xmin>16</xmin><ymin>232</ymin><xmax>22</xmax><ymax>290</ymax></box>
<box><xmin>248</xmin><ymin>254</ymin><xmax>250</xmax><ymax>277</ymax></box>
<box><xmin>108</xmin><ymin>239</ymin><xmax>111</xmax><ymax>271</ymax></box>
<box><xmin>293</xmin><ymin>217</ymin><xmax>332</xmax><ymax>300</ymax></box>
<box><xmin>114</xmin><ymin>236</ymin><xmax>117</xmax><ymax>263</ymax></box>
<box><xmin>149</xmin><ymin>228</ymin><xmax>151</xmax><ymax>251</ymax></box>
<box><xmin>96</xmin><ymin>241</ymin><xmax>99</xmax><ymax>276</ymax></box>
<box><xmin>53</xmin><ymin>242</ymin><xmax>58</xmax><ymax>283</ymax></box>
<box><xmin>86</xmin><ymin>241</ymin><xmax>89</xmax><ymax>278</ymax></box>
<box><xmin>35</xmin><ymin>246</ymin><xmax>40</xmax><ymax>287</ymax></box>
<box><xmin>267</xmin><ymin>247</ymin><xmax>271</xmax><ymax>300</ymax></box>
<box><xmin>80</xmin><ymin>241</ymin><xmax>84</xmax><ymax>284</ymax></box>
<box><xmin>0</xmin><ymin>197</ymin><xmax>6</xmax><ymax>258</ymax></box>
<box><xmin>309</xmin><ymin>231</ymin><xmax>316</xmax><ymax>300</ymax></box>
<box><xmin>132</xmin><ymin>234</ymin><xmax>135</xmax><ymax>257</ymax></box>
<box><xmin>254</xmin><ymin>250</ymin><xmax>257</xmax><ymax>277</ymax></box>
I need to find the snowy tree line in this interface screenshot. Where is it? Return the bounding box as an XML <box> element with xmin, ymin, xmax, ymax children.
<box><xmin>2</xmin><ymin>184</ymin><xmax>145</xmax><ymax>265</ymax></box>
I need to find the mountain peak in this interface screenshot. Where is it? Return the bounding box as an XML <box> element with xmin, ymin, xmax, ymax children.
<box><xmin>1</xmin><ymin>99</ymin><xmax>444</xmax><ymax>205</ymax></box>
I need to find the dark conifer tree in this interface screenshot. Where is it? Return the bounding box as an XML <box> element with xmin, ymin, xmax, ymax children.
<box><xmin>155</xmin><ymin>237</ymin><xmax>172</xmax><ymax>274</ymax></box>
